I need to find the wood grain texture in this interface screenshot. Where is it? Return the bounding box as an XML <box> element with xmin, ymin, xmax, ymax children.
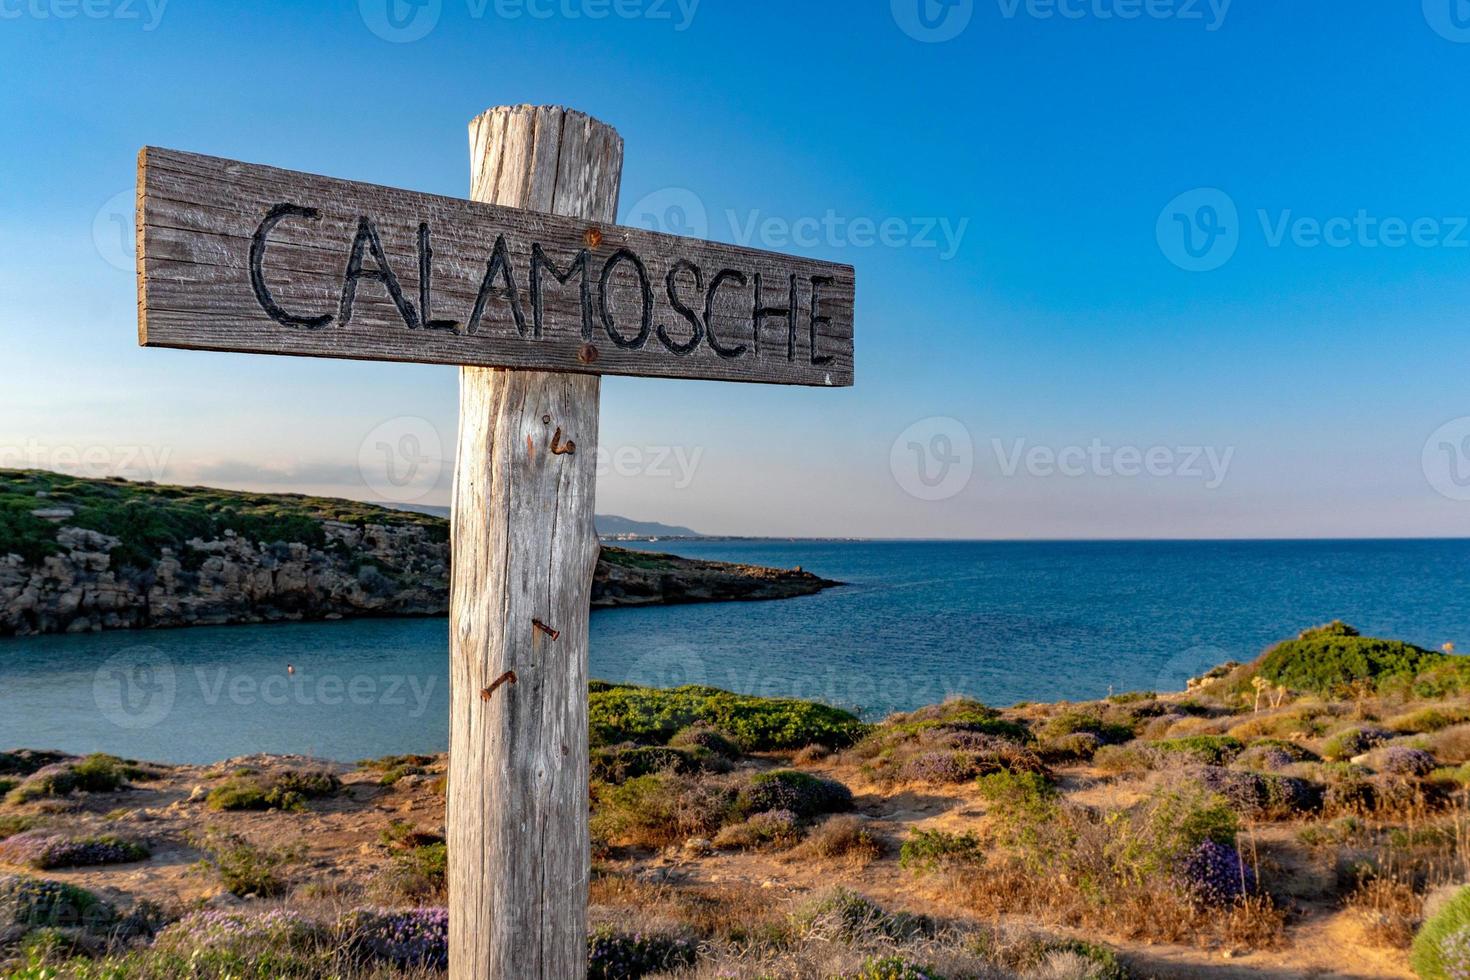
<box><xmin>136</xmin><ymin>137</ymin><xmax>854</xmax><ymax>386</ymax></box>
<box><xmin>448</xmin><ymin>106</ymin><xmax>616</xmax><ymax>980</ymax></box>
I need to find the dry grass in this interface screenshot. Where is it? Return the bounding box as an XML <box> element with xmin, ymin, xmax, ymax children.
<box><xmin>787</xmin><ymin>814</ymin><xmax>884</xmax><ymax>864</ymax></box>
<box><xmin>1348</xmin><ymin>874</ymin><xmax>1423</xmax><ymax>948</ymax></box>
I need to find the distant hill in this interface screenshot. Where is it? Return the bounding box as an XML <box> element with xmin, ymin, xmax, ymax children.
<box><xmin>0</xmin><ymin>471</ymin><xmax>822</xmax><ymax>636</ymax></box>
<box><xmin>377</xmin><ymin>505</ymin><xmax>700</xmax><ymax>539</ymax></box>
<box><xmin>595</xmin><ymin>515</ymin><xmax>702</xmax><ymax>538</ymax></box>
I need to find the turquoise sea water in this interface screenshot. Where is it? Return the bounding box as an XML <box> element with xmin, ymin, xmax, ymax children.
<box><xmin>1</xmin><ymin>539</ymin><xmax>1467</xmax><ymax>763</ymax></box>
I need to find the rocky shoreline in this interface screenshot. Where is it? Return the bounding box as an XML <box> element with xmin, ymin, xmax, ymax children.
<box><xmin>0</xmin><ymin>471</ymin><xmax>839</xmax><ymax>637</ymax></box>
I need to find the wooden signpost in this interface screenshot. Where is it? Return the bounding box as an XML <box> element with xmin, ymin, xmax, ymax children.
<box><xmin>134</xmin><ymin>104</ymin><xmax>855</xmax><ymax>979</ymax></box>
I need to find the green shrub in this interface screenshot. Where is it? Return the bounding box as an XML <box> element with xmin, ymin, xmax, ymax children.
<box><xmin>393</xmin><ymin>842</ymin><xmax>447</xmax><ymax>891</ymax></box>
<box><xmin>587</xmin><ymin>926</ymin><xmax>697</xmax><ymax>980</ymax></box>
<box><xmin>1152</xmin><ymin>735</ymin><xmax>1244</xmax><ymax>765</ymax></box>
<box><xmin>842</xmin><ymin>957</ymin><xmax>939</xmax><ymax>980</ymax></box>
<box><xmin>790</xmin><ymin>888</ymin><xmax>930</xmax><ymax>943</ymax></box>
<box><xmin>1388</xmin><ymin>706</ymin><xmax>1470</xmax><ymax>734</ymax></box>
<box><xmin>0</xmin><ymin>813</ymin><xmax>39</xmax><ymax>841</ymax></box>
<box><xmin>1040</xmin><ymin>710</ymin><xmax>1133</xmax><ymax>745</ymax></box>
<box><xmin>206</xmin><ymin>769</ymin><xmax>339</xmax><ymax>812</ymax></box>
<box><xmin>591</xmin><ymin>745</ymin><xmax>700</xmax><ymax>783</ymax></box>
<box><xmin>899</xmin><ymin>828</ymin><xmax>985</xmax><ymax>874</ymax></box>
<box><xmin>1253</xmin><ymin>622</ymin><xmax>1447</xmax><ymax>696</ymax></box>
<box><xmin>0</xmin><ymin>874</ymin><xmax>116</xmax><ymax>933</ymax></box>
<box><xmin>189</xmin><ymin>830</ymin><xmax>302</xmax><ymax>897</ymax></box>
<box><xmin>668</xmin><ymin>722</ymin><xmax>741</xmax><ymax>759</ymax></box>
<box><xmin>1040</xmin><ymin>731</ymin><xmax>1104</xmax><ymax>761</ymax></box>
<box><xmin>357</xmin><ymin>753</ymin><xmax>435</xmax><ymax>786</ymax></box>
<box><xmin>591</xmin><ymin>771</ymin><xmax>737</xmax><ymax>847</ymax></box>
<box><xmin>1321</xmin><ymin>727</ymin><xmax>1390</xmax><ymax>762</ymax></box>
<box><xmin>1112</xmin><ymin>785</ymin><xmax>1239</xmax><ymax>879</ymax></box>
<box><xmin>976</xmin><ymin>770</ymin><xmax>1056</xmax><ymax>810</ymax></box>
<box><xmin>880</xmin><ymin>699</ymin><xmax>1031</xmax><ymax>743</ymax></box>
<box><xmin>714</xmin><ymin>809</ymin><xmax>803</xmax><ymax>850</ymax></box>
<box><xmin>1412</xmin><ymin>884</ymin><xmax>1470</xmax><ymax>979</ymax></box>
<box><xmin>589</xmin><ymin>683</ymin><xmax>868</xmax><ymax>751</ymax></box>
<box><xmin>3</xmin><ymin>754</ymin><xmax>152</xmax><ymax>805</ymax></box>
<box><xmin>737</xmin><ymin>769</ymin><xmax>852</xmax><ymax>819</ymax></box>
<box><xmin>1093</xmin><ymin>743</ymin><xmax>1153</xmax><ymax>773</ymax></box>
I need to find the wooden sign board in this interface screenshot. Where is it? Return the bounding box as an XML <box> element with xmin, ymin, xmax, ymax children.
<box><xmin>137</xmin><ymin>148</ymin><xmax>854</xmax><ymax>386</ymax></box>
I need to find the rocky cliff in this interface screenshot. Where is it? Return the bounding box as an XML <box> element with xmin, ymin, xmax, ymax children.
<box><xmin>0</xmin><ymin>470</ymin><xmax>838</xmax><ymax>637</ymax></box>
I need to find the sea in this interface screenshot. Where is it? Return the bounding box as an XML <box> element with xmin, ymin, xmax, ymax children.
<box><xmin>1</xmin><ymin>538</ymin><xmax>1467</xmax><ymax>764</ymax></box>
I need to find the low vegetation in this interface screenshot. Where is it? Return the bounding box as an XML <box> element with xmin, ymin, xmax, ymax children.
<box><xmin>0</xmin><ymin>469</ymin><xmax>449</xmax><ymax>572</ymax></box>
<box><xmin>204</xmin><ymin>768</ymin><xmax>340</xmax><ymax>812</ymax></box>
<box><xmin>8</xmin><ymin>621</ymin><xmax>1470</xmax><ymax>977</ymax></box>
<box><xmin>589</xmin><ymin>682</ymin><xmax>869</xmax><ymax>751</ymax></box>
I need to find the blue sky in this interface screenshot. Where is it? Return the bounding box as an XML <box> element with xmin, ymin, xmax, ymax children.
<box><xmin>2</xmin><ymin>0</ymin><xmax>1469</xmax><ymax>538</ymax></box>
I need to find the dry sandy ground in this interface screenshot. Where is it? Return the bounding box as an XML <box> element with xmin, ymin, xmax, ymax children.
<box><xmin>1</xmin><ymin>753</ymin><xmax>1416</xmax><ymax>979</ymax></box>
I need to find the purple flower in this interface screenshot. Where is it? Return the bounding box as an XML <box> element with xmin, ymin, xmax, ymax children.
<box><xmin>1377</xmin><ymin>747</ymin><xmax>1437</xmax><ymax>777</ymax></box>
<box><xmin>0</xmin><ymin>832</ymin><xmax>148</xmax><ymax>870</ymax></box>
<box><xmin>1178</xmin><ymin>840</ymin><xmax>1255</xmax><ymax>906</ymax></box>
<box><xmin>343</xmin><ymin>906</ymin><xmax>449</xmax><ymax>969</ymax></box>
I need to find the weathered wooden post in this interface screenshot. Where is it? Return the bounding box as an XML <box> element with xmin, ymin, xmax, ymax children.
<box><xmin>135</xmin><ymin>103</ymin><xmax>854</xmax><ymax>980</ymax></box>
<box><xmin>448</xmin><ymin>105</ymin><xmax>621</xmax><ymax>979</ymax></box>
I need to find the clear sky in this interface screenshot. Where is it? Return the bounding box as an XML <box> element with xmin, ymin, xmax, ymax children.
<box><xmin>2</xmin><ymin>0</ymin><xmax>1469</xmax><ymax>538</ymax></box>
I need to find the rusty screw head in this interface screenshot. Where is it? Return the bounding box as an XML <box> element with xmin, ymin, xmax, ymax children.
<box><xmin>578</xmin><ymin>344</ymin><xmax>600</xmax><ymax>365</ymax></box>
<box><xmin>583</xmin><ymin>226</ymin><xmax>603</xmax><ymax>249</ymax></box>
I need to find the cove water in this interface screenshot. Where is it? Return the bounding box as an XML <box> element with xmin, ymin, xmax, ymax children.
<box><xmin>1</xmin><ymin>539</ymin><xmax>1466</xmax><ymax>763</ymax></box>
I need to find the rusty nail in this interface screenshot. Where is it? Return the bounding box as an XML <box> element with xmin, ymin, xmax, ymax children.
<box><xmin>542</xmin><ymin>414</ymin><xmax>552</xmax><ymax>424</ymax></box>
<box><xmin>550</xmin><ymin>427</ymin><xmax>576</xmax><ymax>456</ymax></box>
<box><xmin>481</xmin><ymin>670</ymin><xmax>517</xmax><ymax>701</ymax></box>
<box><xmin>532</xmin><ymin>619</ymin><xmax>560</xmax><ymax>641</ymax></box>
<box><xmin>578</xmin><ymin>343</ymin><xmax>600</xmax><ymax>365</ymax></box>
<box><xmin>583</xmin><ymin>226</ymin><xmax>603</xmax><ymax>249</ymax></box>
